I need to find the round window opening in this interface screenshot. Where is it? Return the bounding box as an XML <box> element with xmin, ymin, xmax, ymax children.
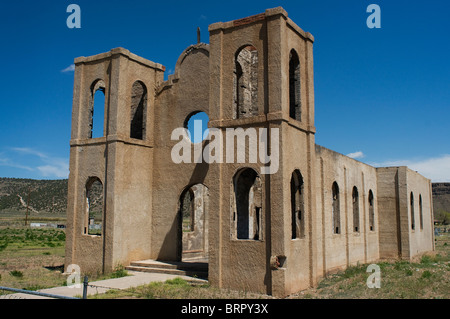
<box><xmin>184</xmin><ymin>112</ymin><xmax>210</xmax><ymax>144</ymax></box>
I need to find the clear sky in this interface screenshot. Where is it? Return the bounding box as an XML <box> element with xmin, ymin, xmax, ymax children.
<box><xmin>0</xmin><ymin>0</ymin><xmax>449</xmax><ymax>181</ymax></box>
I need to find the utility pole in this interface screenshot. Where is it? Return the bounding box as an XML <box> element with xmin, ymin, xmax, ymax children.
<box><xmin>25</xmin><ymin>186</ymin><xmax>30</xmax><ymax>226</ymax></box>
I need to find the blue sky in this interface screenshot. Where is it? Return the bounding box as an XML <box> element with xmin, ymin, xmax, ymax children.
<box><xmin>0</xmin><ymin>0</ymin><xmax>449</xmax><ymax>181</ymax></box>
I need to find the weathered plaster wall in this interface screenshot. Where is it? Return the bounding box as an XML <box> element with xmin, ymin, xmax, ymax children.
<box><xmin>406</xmin><ymin>168</ymin><xmax>435</xmax><ymax>258</ymax></box>
<box><xmin>151</xmin><ymin>44</ymin><xmax>211</xmax><ymax>261</ymax></box>
<box><xmin>65</xmin><ymin>48</ymin><xmax>164</xmax><ymax>274</ymax></box>
<box><xmin>377</xmin><ymin>167</ymin><xmax>435</xmax><ymax>260</ymax></box>
<box><xmin>315</xmin><ymin>145</ymin><xmax>379</xmax><ymax>277</ymax></box>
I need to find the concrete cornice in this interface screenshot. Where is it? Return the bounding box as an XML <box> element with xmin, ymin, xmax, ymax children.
<box><xmin>208</xmin><ymin>6</ymin><xmax>314</xmax><ymax>43</ymax></box>
<box><xmin>74</xmin><ymin>47</ymin><xmax>166</xmax><ymax>72</ymax></box>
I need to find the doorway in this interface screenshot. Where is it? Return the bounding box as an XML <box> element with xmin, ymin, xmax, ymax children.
<box><xmin>178</xmin><ymin>184</ymin><xmax>209</xmax><ymax>261</ymax></box>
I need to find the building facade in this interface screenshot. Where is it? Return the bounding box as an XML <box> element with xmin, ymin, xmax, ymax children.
<box><xmin>64</xmin><ymin>7</ymin><xmax>434</xmax><ymax>297</ymax></box>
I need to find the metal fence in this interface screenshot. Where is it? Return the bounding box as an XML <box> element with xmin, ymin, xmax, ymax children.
<box><xmin>0</xmin><ymin>276</ymin><xmax>89</xmax><ymax>299</ymax></box>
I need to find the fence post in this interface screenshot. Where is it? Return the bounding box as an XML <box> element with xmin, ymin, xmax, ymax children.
<box><xmin>82</xmin><ymin>276</ymin><xmax>88</xmax><ymax>299</ymax></box>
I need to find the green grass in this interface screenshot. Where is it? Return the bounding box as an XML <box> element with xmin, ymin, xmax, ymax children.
<box><xmin>86</xmin><ymin>231</ymin><xmax>450</xmax><ymax>299</ymax></box>
<box><xmin>0</xmin><ymin>226</ymin><xmax>132</xmax><ymax>294</ymax></box>
<box><xmin>298</xmin><ymin>260</ymin><xmax>448</xmax><ymax>299</ymax></box>
<box><xmin>89</xmin><ymin>278</ymin><xmax>222</xmax><ymax>299</ymax></box>
<box><xmin>1</xmin><ymin>222</ymin><xmax>448</xmax><ymax>299</ymax></box>
<box><xmin>0</xmin><ymin>227</ymin><xmax>67</xmax><ymax>291</ymax></box>
<box><xmin>92</xmin><ymin>252</ymin><xmax>448</xmax><ymax>299</ymax></box>
<box><xmin>293</xmin><ymin>232</ymin><xmax>450</xmax><ymax>299</ymax></box>
<box><xmin>0</xmin><ymin>227</ymin><xmax>65</xmax><ymax>245</ymax></box>
<box><xmin>0</xmin><ymin>227</ymin><xmax>66</xmax><ymax>258</ymax></box>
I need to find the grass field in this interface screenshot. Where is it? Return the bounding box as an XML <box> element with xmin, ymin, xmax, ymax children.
<box><xmin>0</xmin><ymin>226</ymin><xmax>67</xmax><ymax>291</ymax></box>
<box><xmin>0</xmin><ymin>212</ymin><xmax>448</xmax><ymax>298</ymax></box>
<box><xmin>90</xmin><ymin>230</ymin><xmax>450</xmax><ymax>299</ymax></box>
<box><xmin>0</xmin><ymin>211</ymin><xmax>66</xmax><ymax>228</ymax></box>
<box><xmin>290</xmin><ymin>232</ymin><xmax>449</xmax><ymax>299</ymax></box>
<box><xmin>0</xmin><ymin>226</ymin><xmax>123</xmax><ymax>292</ymax></box>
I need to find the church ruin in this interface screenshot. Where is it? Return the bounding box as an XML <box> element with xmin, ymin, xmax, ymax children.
<box><xmin>64</xmin><ymin>7</ymin><xmax>435</xmax><ymax>297</ymax></box>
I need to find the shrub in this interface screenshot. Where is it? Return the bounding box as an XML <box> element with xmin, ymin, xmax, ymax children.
<box><xmin>9</xmin><ymin>270</ymin><xmax>23</xmax><ymax>278</ymax></box>
<box><xmin>111</xmin><ymin>265</ymin><xmax>128</xmax><ymax>278</ymax></box>
<box><xmin>0</xmin><ymin>241</ymin><xmax>8</xmax><ymax>251</ymax></box>
<box><xmin>56</xmin><ymin>232</ymin><xmax>66</xmax><ymax>241</ymax></box>
<box><xmin>342</xmin><ymin>264</ymin><xmax>365</xmax><ymax>278</ymax></box>
<box><xmin>420</xmin><ymin>255</ymin><xmax>432</xmax><ymax>264</ymax></box>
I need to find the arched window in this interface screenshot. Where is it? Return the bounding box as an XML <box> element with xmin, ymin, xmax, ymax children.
<box><xmin>232</xmin><ymin>168</ymin><xmax>262</xmax><ymax>240</ymax></box>
<box><xmin>180</xmin><ymin>188</ymin><xmax>195</xmax><ymax>232</ymax></box>
<box><xmin>130</xmin><ymin>81</ymin><xmax>147</xmax><ymax>140</ymax></box>
<box><xmin>332</xmin><ymin>182</ymin><xmax>340</xmax><ymax>234</ymax></box>
<box><xmin>89</xmin><ymin>80</ymin><xmax>106</xmax><ymax>139</ymax></box>
<box><xmin>85</xmin><ymin>177</ymin><xmax>104</xmax><ymax>236</ymax></box>
<box><xmin>233</xmin><ymin>45</ymin><xmax>258</xmax><ymax>119</ymax></box>
<box><xmin>184</xmin><ymin>111</ymin><xmax>210</xmax><ymax>144</ymax></box>
<box><xmin>410</xmin><ymin>192</ymin><xmax>415</xmax><ymax>230</ymax></box>
<box><xmin>289</xmin><ymin>49</ymin><xmax>301</xmax><ymax>121</ymax></box>
<box><xmin>368</xmin><ymin>190</ymin><xmax>375</xmax><ymax>231</ymax></box>
<box><xmin>419</xmin><ymin>194</ymin><xmax>423</xmax><ymax>230</ymax></box>
<box><xmin>291</xmin><ymin>170</ymin><xmax>305</xmax><ymax>239</ymax></box>
<box><xmin>352</xmin><ymin>186</ymin><xmax>360</xmax><ymax>232</ymax></box>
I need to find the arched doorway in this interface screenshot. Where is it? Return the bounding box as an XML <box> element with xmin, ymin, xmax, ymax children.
<box><xmin>178</xmin><ymin>184</ymin><xmax>209</xmax><ymax>261</ymax></box>
<box><xmin>232</xmin><ymin>168</ymin><xmax>262</xmax><ymax>240</ymax></box>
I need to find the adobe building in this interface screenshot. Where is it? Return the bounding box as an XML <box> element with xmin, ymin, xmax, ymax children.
<box><xmin>64</xmin><ymin>7</ymin><xmax>435</xmax><ymax>297</ymax></box>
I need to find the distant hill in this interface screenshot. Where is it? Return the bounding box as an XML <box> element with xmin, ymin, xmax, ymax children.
<box><xmin>432</xmin><ymin>183</ymin><xmax>450</xmax><ymax>224</ymax></box>
<box><xmin>0</xmin><ymin>178</ymin><xmax>68</xmax><ymax>214</ymax></box>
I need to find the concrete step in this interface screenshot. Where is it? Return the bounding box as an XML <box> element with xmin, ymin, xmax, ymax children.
<box><xmin>130</xmin><ymin>260</ymin><xmax>208</xmax><ymax>271</ymax></box>
<box><xmin>182</xmin><ymin>250</ymin><xmax>205</xmax><ymax>260</ymax></box>
<box><xmin>125</xmin><ymin>260</ymin><xmax>208</xmax><ymax>279</ymax></box>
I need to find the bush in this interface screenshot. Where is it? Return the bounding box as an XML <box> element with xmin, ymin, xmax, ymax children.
<box><xmin>9</xmin><ymin>270</ymin><xmax>23</xmax><ymax>278</ymax></box>
<box><xmin>111</xmin><ymin>265</ymin><xmax>128</xmax><ymax>278</ymax></box>
<box><xmin>342</xmin><ymin>264</ymin><xmax>365</xmax><ymax>278</ymax></box>
<box><xmin>0</xmin><ymin>241</ymin><xmax>8</xmax><ymax>252</ymax></box>
<box><xmin>56</xmin><ymin>232</ymin><xmax>66</xmax><ymax>241</ymax></box>
<box><xmin>420</xmin><ymin>255</ymin><xmax>432</xmax><ymax>264</ymax></box>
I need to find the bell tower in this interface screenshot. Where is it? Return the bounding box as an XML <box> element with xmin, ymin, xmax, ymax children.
<box><xmin>65</xmin><ymin>48</ymin><xmax>165</xmax><ymax>274</ymax></box>
<box><xmin>207</xmin><ymin>7</ymin><xmax>317</xmax><ymax>296</ymax></box>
